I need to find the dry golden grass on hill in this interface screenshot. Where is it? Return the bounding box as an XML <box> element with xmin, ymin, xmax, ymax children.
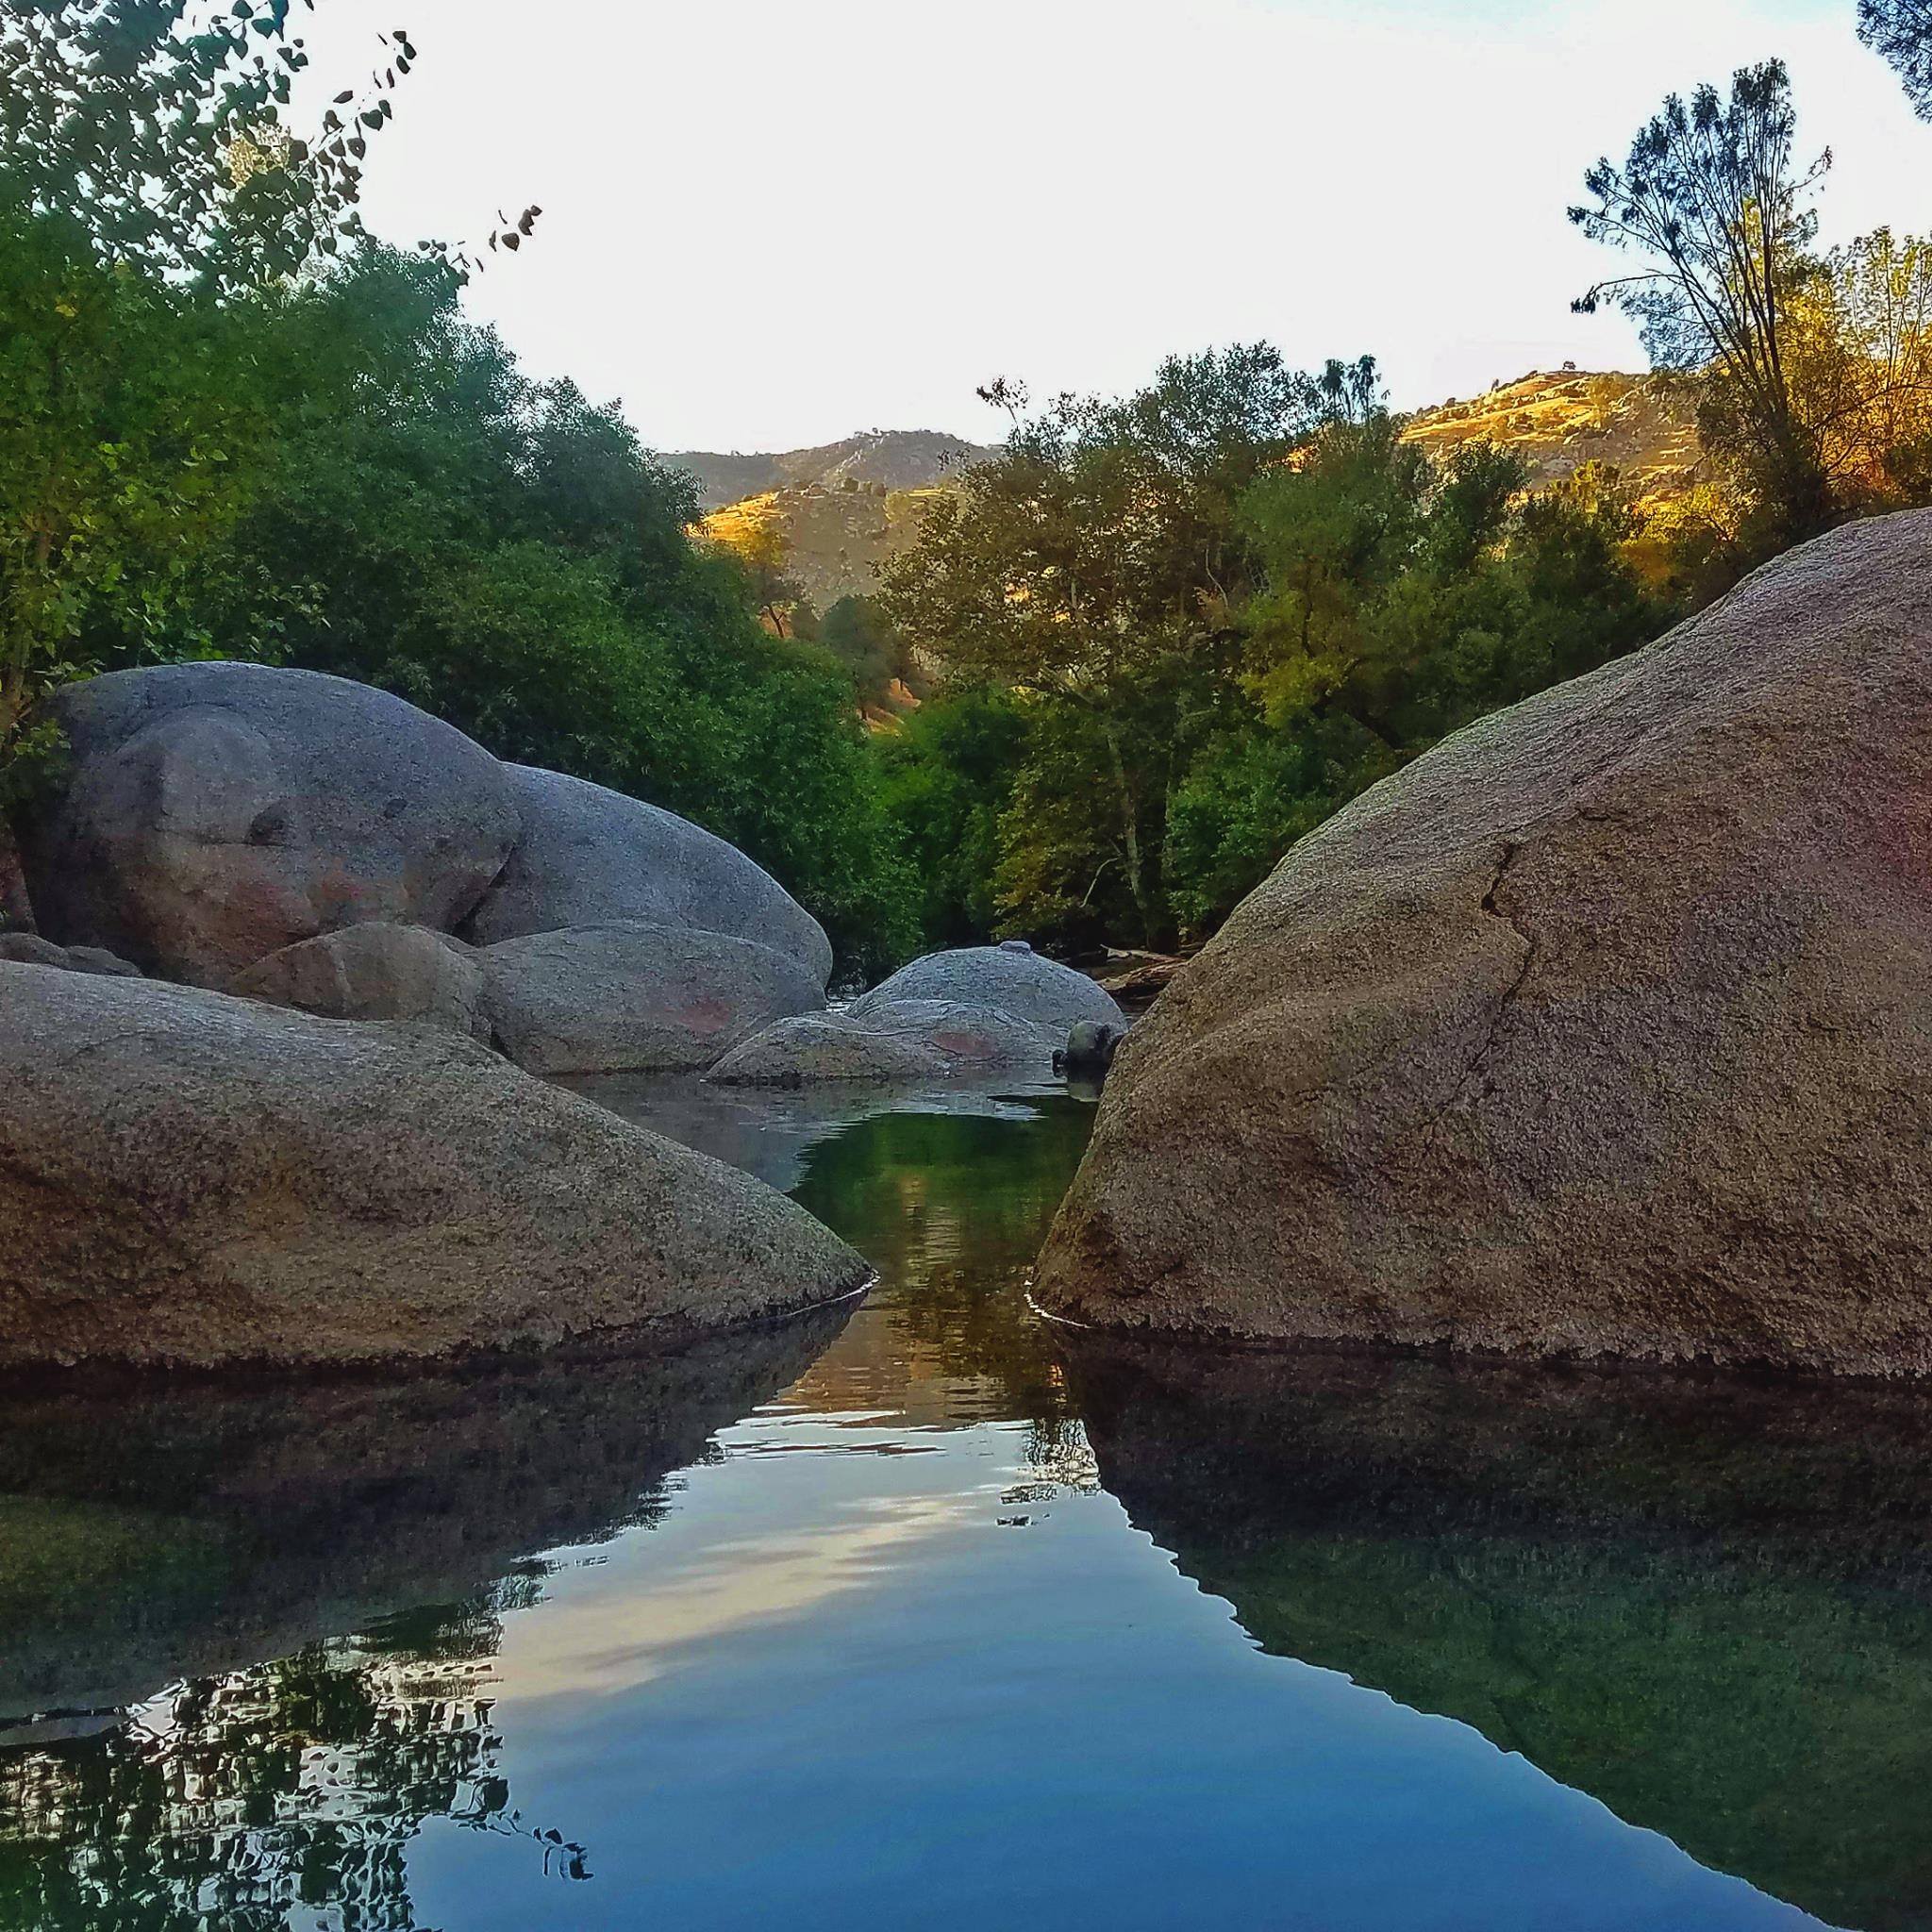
<box><xmin>1402</xmin><ymin>368</ymin><xmax>1706</xmax><ymax>509</ymax></box>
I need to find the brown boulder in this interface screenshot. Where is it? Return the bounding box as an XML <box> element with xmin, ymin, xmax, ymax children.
<box><xmin>478</xmin><ymin>921</ymin><xmax>825</xmax><ymax>1074</ymax></box>
<box><xmin>232</xmin><ymin>922</ymin><xmax>489</xmax><ymax>1040</ymax></box>
<box><xmin>17</xmin><ymin>662</ymin><xmax>520</xmax><ymax>988</ymax></box>
<box><xmin>1037</xmin><ymin>512</ymin><xmax>1932</xmax><ymax>1375</ymax></box>
<box><xmin>0</xmin><ymin>962</ymin><xmax>869</xmax><ymax>1369</ymax></box>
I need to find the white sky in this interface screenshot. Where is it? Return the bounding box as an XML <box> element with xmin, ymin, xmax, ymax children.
<box><xmin>301</xmin><ymin>0</ymin><xmax>1932</xmax><ymax>453</ymax></box>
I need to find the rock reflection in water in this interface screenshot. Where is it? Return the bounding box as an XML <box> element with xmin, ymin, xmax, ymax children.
<box><xmin>1064</xmin><ymin>1337</ymin><xmax>1932</xmax><ymax>1932</ymax></box>
<box><xmin>0</xmin><ymin>1306</ymin><xmax>851</xmax><ymax>1930</ymax></box>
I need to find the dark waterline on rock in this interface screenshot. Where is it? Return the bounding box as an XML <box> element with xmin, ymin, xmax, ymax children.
<box><xmin>0</xmin><ymin>1077</ymin><xmax>1924</xmax><ymax>1928</ymax></box>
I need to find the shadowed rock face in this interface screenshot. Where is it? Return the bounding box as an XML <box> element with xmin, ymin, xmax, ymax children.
<box><xmin>0</xmin><ymin>963</ymin><xmax>869</xmax><ymax>1369</ymax></box>
<box><xmin>0</xmin><ymin>1304</ymin><xmax>853</xmax><ymax>1723</ymax></box>
<box><xmin>17</xmin><ymin>662</ymin><xmax>520</xmax><ymax>989</ymax></box>
<box><xmin>1041</xmin><ymin>511</ymin><xmax>1932</xmax><ymax>1374</ymax></box>
<box><xmin>1064</xmin><ymin>1336</ymin><xmax>1932</xmax><ymax>1932</ymax></box>
<box><xmin>461</xmin><ymin>764</ymin><xmax>833</xmax><ymax>988</ymax></box>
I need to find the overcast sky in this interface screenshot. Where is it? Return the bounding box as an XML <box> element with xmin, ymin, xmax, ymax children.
<box><xmin>304</xmin><ymin>0</ymin><xmax>1931</xmax><ymax>453</ymax></box>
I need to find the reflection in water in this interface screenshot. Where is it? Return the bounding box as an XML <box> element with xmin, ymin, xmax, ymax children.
<box><xmin>0</xmin><ymin>1307</ymin><xmax>849</xmax><ymax>1928</ymax></box>
<box><xmin>3</xmin><ymin>1075</ymin><xmax>1930</xmax><ymax>1930</ymax></box>
<box><xmin>1065</xmin><ymin>1337</ymin><xmax>1932</xmax><ymax>1932</ymax></box>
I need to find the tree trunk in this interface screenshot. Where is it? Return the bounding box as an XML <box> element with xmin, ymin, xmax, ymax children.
<box><xmin>1102</xmin><ymin>716</ymin><xmax>1157</xmax><ymax>945</ymax></box>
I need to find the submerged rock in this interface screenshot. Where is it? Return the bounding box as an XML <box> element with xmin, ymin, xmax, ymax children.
<box><xmin>479</xmin><ymin>920</ymin><xmax>824</xmax><ymax>1074</ymax></box>
<box><xmin>708</xmin><ymin>998</ymin><xmax>1061</xmax><ymax>1086</ymax></box>
<box><xmin>852</xmin><ymin>945</ymin><xmax>1125</xmax><ymax>1037</ymax></box>
<box><xmin>16</xmin><ymin>662</ymin><xmax>520</xmax><ymax>989</ymax></box>
<box><xmin>233</xmin><ymin>921</ymin><xmax>489</xmax><ymax>1040</ymax></box>
<box><xmin>1038</xmin><ymin>511</ymin><xmax>1932</xmax><ymax>1375</ymax></box>
<box><xmin>460</xmin><ymin>763</ymin><xmax>832</xmax><ymax>987</ymax></box>
<box><xmin>0</xmin><ymin>962</ymin><xmax>868</xmax><ymax>1370</ymax></box>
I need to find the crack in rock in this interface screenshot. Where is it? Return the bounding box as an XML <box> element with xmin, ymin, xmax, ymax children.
<box><xmin>1421</xmin><ymin>839</ymin><xmax>1537</xmax><ymax>1140</ymax></box>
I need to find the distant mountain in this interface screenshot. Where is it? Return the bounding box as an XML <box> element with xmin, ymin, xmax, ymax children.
<box><xmin>667</xmin><ymin>429</ymin><xmax>993</xmax><ymax>514</ymax></box>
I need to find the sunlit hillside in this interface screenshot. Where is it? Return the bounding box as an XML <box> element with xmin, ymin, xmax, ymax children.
<box><xmin>699</xmin><ymin>373</ymin><xmax>1711</xmax><ymax>611</ymax></box>
<box><xmin>1402</xmin><ymin>368</ymin><xmax>1707</xmax><ymax>510</ymax></box>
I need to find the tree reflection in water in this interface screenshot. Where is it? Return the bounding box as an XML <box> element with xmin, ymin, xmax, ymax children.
<box><xmin>0</xmin><ymin>1304</ymin><xmax>855</xmax><ymax>1932</ymax></box>
<box><xmin>1</xmin><ymin>1578</ymin><xmax>589</xmax><ymax>1929</ymax></box>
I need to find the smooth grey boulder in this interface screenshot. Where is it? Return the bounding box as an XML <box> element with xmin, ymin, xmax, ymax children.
<box><xmin>708</xmin><ymin>998</ymin><xmax>1061</xmax><ymax>1086</ymax></box>
<box><xmin>0</xmin><ymin>962</ymin><xmax>869</xmax><ymax>1370</ymax></box>
<box><xmin>461</xmin><ymin>764</ymin><xmax>832</xmax><ymax>987</ymax></box>
<box><xmin>1039</xmin><ymin>511</ymin><xmax>1932</xmax><ymax>1377</ymax></box>
<box><xmin>17</xmin><ymin>662</ymin><xmax>521</xmax><ymax>989</ymax></box>
<box><xmin>0</xmin><ymin>933</ymin><xmax>142</xmax><ymax>977</ymax></box>
<box><xmin>480</xmin><ymin>921</ymin><xmax>824</xmax><ymax>1075</ymax></box>
<box><xmin>232</xmin><ymin>923</ymin><xmax>489</xmax><ymax>1041</ymax></box>
<box><xmin>852</xmin><ymin>945</ymin><xmax>1125</xmax><ymax>1036</ymax></box>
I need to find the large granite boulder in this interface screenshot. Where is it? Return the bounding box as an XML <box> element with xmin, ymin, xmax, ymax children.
<box><xmin>1038</xmin><ymin>511</ymin><xmax>1932</xmax><ymax>1376</ymax></box>
<box><xmin>479</xmin><ymin>921</ymin><xmax>824</xmax><ymax>1074</ymax></box>
<box><xmin>852</xmin><ymin>944</ymin><xmax>1124</xmax><ymax>1036</ymax></box>
<box><xmin>0</xmin><ymin>962</ymin><xmax>869</xmax><ymax>1369</ymax></box>
<box><xmin>17</xmin><ymin>662</ymin><xmax>521</xmax><ymax>989</ymax></box>
<box><xmin>708</xmin><ymin>998</ymin><xmax>1061</xmax><ymax>1086</ymax></box>
<box><xmin>232</xmin><ymin>922</ymin><xmax>489</xmax><ymax>1040</ymax></box>
<box><xmin>461</xmin><ymin>764</ymin><xmax>833</xmax><ymax>987</ymax></box>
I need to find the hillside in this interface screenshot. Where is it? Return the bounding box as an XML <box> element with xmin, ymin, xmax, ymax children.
<box><xmin>1403</xmin><ymin>367</ymin><xmax>1706</xmax><ymax>508</ymax></box>
<box><xmin>668</xmin><ymin>428</ymin><xmax>992</xmax><ymax>513</ymax></box>
<box><xmin>696</xmin><ymin>373</ymin><xmax>1707</xmax><ymax>614</ymax></box>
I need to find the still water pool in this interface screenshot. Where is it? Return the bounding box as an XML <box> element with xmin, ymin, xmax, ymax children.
<box><xmin>4</xmin><ymin>1079</ymin><xmax>1931</xmax><ymax>1930</ymax></box>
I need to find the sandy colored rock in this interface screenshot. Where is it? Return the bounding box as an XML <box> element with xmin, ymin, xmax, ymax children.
<box><xmin>708</xmin><ymin>998</ymin><xmax>1061</xmax><ymax>1086</ymax></box>
<box><xmin>233</xmin><ymin>922</ymin><xmax>488</xmax><ymax>1040</ymax></box>
<box><xmin>480</xmin><ymin>920</ymin><xmax>825</xmax><ymax>1074</ymax></box>
<box><xmin>17</xmin><ymin>662</ymin><xmax>520</xmax><ymax>988</ymax></box>
<box><xmin>0</xmin><ymin>962</ymin><xmax>869</xmax><ymax>1370</ymax></box>
<box><xmin>461</xmin><ymin>763</ymin><xmax>832</xmax><ymax>986</ymax></box>
<box><xmin>852</xmin><ymin>945</ymin><xmax>1125</xmax><ymax>1036</ymax></box>
<box><xmin>1038</xmin><ymin>511</ymin><xmax>1932</xmax><ymax>1376</ymax></box>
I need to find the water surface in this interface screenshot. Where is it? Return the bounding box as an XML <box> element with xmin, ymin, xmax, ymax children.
<box><xmin>3</xmin><ymin>1077</ymin><xmax>1927</xmax><ymax>1929</ymax></box>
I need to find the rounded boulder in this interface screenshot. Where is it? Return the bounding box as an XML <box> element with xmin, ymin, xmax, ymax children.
<box><xmin>0</xmin><ymin>962</ymin><xmax>869</xmax><ymax>1370</ymax></box>
<box><xmin>460</xmin><ymin>764</ymin><xmax>832</xmax><ymax>988</ymax></box>
<box><xmin>1037</xmin><ymin>511</ymin><xmax>1932</xmax><ymax>1377</ymax></box>
<box><xmin>708</xmin><ymin>998</ymin><xmax>1062</xmax><ymax>1086</ymax></box>
<box><xmin>851</xmin><ymin>946</ymin><xmax>1124</xmax><ymax>1037</ymax></box>
<box><xmin>17</xmin><ymin>662</ymin><xmax>521</xmax><ymax>989</ymax></box>
<box><xmin>479</xmin><ymin>921</ymin><xmax>825</xmax><ymax>1074</ymax></box>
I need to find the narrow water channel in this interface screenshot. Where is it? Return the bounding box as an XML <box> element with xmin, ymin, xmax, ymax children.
<box><xmin>4</xmin><ymin>1079</ymin><xmax>1929</xmax><ymax>1931</ymax></box>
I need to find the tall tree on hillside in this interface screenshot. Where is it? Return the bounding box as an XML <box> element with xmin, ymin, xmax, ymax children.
<box><xmin>884</xmin><ymin>346</ymin><xmax>1344</xmax><ymax>945</ymax></box>
<box><xmin>1571</xmin><ymin>60</ymin><xmax>1835</xmax><ymax>542</ymax></box>
<box><xmin>1859</xmin><ymin>0</ymin><xmax>1932</xmax><ymax>117</ymax></box>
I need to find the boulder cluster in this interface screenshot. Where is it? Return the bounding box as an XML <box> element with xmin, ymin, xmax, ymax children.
<box><xmin>6</xmin><ymin>659</ymin><xmax>1124</xmax><ymax>1083</ymax></box>
<box><xmin>0</xmin><ymin>658</ymin><xmax>1119</xmax><ymax>1370</ymax></box>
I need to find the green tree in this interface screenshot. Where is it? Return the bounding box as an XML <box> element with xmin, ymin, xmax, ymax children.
<box><xmin>0</xmin><ymin>209</ymin><xmax>262</xmax><ymax>782</ymax></box>
<box><xmin>1859</xmin><ymin>0</ymin><xmax>1932</xmax><ymax>117</ymax></box>
<box><xmin>885</xmin><ymin>345</ymin><xmax>1337</xmax><ymax>946</ymax></box>
<box><xmin>1571</xmin><ymin>59</ymin><xmax>1835</xmax><ymax>544</ymax></box>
